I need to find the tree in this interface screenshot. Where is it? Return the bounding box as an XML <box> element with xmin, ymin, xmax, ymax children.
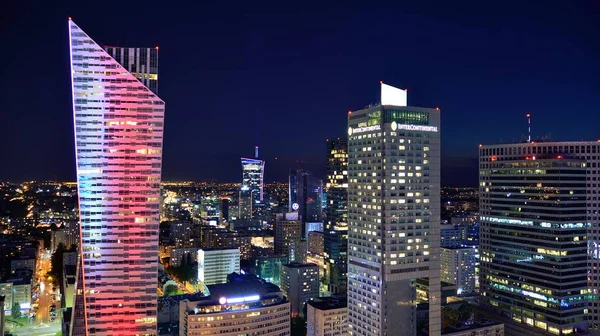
<box><xmin>164</xmin><ymin>284</ymin><xmax>178</xmax><ymax>296</ymax></box>
<box><xmin>11</xmin><ymin>303</ymin><xmax>21</xmax><ymax>319</ymax></box>
<box><xmin>49</xmin><ymin>243</ymin><xmax>66</xmax><ymax>287</ymax></box>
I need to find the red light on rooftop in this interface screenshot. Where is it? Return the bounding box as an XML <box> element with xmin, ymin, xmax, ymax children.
<box><xmin>435</xmin><ymin>107</ymin><xmax>440</xmax><ymax>111</ymax></box>
<box><xmin>525</xmin><ymin>156</ymin><xmax>532</xmax><ymax>160</ymax></box>
<box><xmin>155</xmin><ymin>46</ymin><xmax>159</xmax><ymax>50</ymax></box>
<box><xmin>479</xmin><ymin>144</ymin><xmax>483</xmax><ymax>148</ymax></box>
<box><xmin>526</xmin><ymin>113</ymin><xmax>531</xmax><ymax>118</ymax></box>
<box><xmin>380</xmin><ymin>80</ymin><xmax>383</xmax><ymax>84</ymax></box>
<box><xmin>556</xmin><ymin>155</ymin><xmax>563</xmax><ymax>159</ymax></box>
<box><xmin>68</xmin><ymin>17</ymin><xmax>72</xmax><ymax>20</ymax></box>
<box><xmin>348</xmin><ymin>110</ymin><xmax>352</xmax><ymax>115</ymax></box>
<box><xmin>491</xmin><ymin>156</ymin><xmax>498</xmax><ymax>162</ymax></box>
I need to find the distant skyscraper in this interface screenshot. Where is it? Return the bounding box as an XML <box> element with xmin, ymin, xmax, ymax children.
<box><xmin>241</xmin><ymin>152</ymin><xmax>265</xmax><ymax>203</ymax></box>
<box><xmin>480</xmin><ymin>142</ymin><xmax>593</xmax><ymax>335</ymax></box>
<box><xmin>289</xmin><ymin>169</ymin><xmax>323</xmax><ymax>235</ymax></box>
<box><xmin>69</xmin><ymin>19</ymin><xmax>164</xmax><ymax>335</ymax></box>
<box><xmin>347</xmin><ymin>83</ymin><xmax>441</xmax><ymax>336</ymax></box>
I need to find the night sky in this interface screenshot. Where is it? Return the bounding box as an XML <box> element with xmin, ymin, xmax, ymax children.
<box><xmin>1</xmin><ymin>2</ymin><xmax>599</xmax><ymax>186</ymax></box>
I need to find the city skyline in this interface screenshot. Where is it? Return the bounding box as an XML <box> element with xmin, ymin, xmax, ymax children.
<box><xmin>3</xmin><ymin>2</ymin><xmax>600</xmax><ymax>186</ymax></box>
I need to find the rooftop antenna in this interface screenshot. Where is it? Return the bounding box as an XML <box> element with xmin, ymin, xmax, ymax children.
<box><xmin>255</xmin><ymin>146</ymin><xmax>259</xmax><ymax>159</ymax></box>
<box><xmin>526</xmin><ymin>113</ymin><xmax>531</xmax><ymax>143</ymax></box>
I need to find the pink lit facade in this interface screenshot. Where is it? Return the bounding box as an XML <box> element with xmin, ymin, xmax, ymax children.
<box><xmin>69</xmin><ymin>19</ymin><xmax>164</xmax><ymax>335</ymax></box>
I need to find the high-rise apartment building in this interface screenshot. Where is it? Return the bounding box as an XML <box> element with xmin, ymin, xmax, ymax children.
<box><xmin>289</xmin><ymin>169</ymin><xmax>324</xmax><ymax>234</ymax></box>
<box><xmin>281</xmin><ymin>262</ymin><xmax>320</xmax><ymax>317</ymax></box>
<box><xmin>347</xmin><ymin>82</ymin><xmax>441</xmax><ymax>336</ymax></box>
<box><xmin>69</xmin><ymin>19</ymin><xmax>164</xmax><ymax>335</ymax></box>
<box><xmin>197</xmin><ymin>248</ymin><xmax>241</xmax><ymax>285</ymax></box>
<box><xmin>480</xmin><ymin>142</ymin><xmax>595</xmax><ymax>335</ymax></box>
<box><xmin>440</xmin><ymin>246</ymin><xmax>479</xmax><ymax>295</ymax></box>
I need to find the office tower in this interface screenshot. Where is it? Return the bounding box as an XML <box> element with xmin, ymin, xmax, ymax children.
<box><xmin>308</xmin><ymin>231</ymin><xmax>325</xmax><ymax>255</ymax></box>
<box><xmin>325</xmin><ymin>139</ymin><xmax>348</xmax><ymax>231</ymax></box>
<box><xmin>289</xmin><ymin>238</ymin><xmax>307</xmax><ymax>263</ymax></box>
<box><xmin>104</xmin><ymin>46</ymin><xmax>158</xmax><ymax>94</ymax></box>
<box><xmin>197</xmin><ymin>248</ymin><xmax>241</xmax><ymax>285</ymax></box>
<box><xmin>440</xmin><ymin>223</ymin><xmax>465</xmax><ymax>248</ymax></box>
<box><xmin>179</xmin><ymin>273</ymin><xmax>290</xmax><ymax>336</ymax></box>
<box><xmin>241</xmin><ymin>155</ymin><xmax>265</xmax><ymax>204</ymax></box>
<box><xmin>274</xmin><ymin>212</ymin><xmax>303</xmax><ymax>255</ymax></box>
<box><xmin>238</xmin><ymin>187</ymin><xmax>253</xmax><ymax>220</ymax></box>
<box><xmin>324</xmin><ymin>139</ymin><xmax>349</xmax><ymax>295</ymax></box>
<box><xmin>347</xmin><ymin>82</ymin><xmax>441</xmax><ymax>336</ymax></box>
<box><xmin>289</xmin><ymin>169</ymin><xmax>324</xmax><ymax>235</ymax></box>
<box><xmin>69</xmin><ymin>19</ymin><xmax>164</xmax><ymax>335</ymax></box>
<box><xmin>219</xmin><ymin>197</ymin><xmax>230</xmax><ymax>223</ymax></box>
<box><xmin>255</xmin><ymin>255</ymin><xmax>289</xmax><ymax>286</ymax></box>
<box><xmin>200</xmin><ymin>197</ymin><xmax>220</xmax><ymax>225</ymax></box>
<box><xmin>440</xmin><ymin>246</ymin><xmax>479</xmax><ymax>295</ymax></box>
<box><xmin>480</xmin><ymin>142</ymin><xmax>595</xmax><ymax>335</ymax></box>
<box><xmin>307</xmin><ymin>296</ymin><xmax>348</xmax><ymax>336</ymax></box>
<box><xmin>281</xmin><ymin>262</ymin><xmax>320</xmax><ymax>317</ymax></box>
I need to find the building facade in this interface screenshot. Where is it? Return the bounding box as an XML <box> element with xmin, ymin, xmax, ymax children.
<box><xmin>480</xmin><ymin>142</ymin><xmax>595</xmax><ymax>335</ymax></box>
<box><xmin>170</xmin><ymin>248</ymin><xmax>198</xmax><ymax>267</ymax></box>
<box><xmin>104</xmin><ymin>46</ymin><xmax>158</xmax><ymax>94</ymax></box>
<box><xmin>241</xmin><ymin>156</ymin><xmax>265</xmax><ymax>204</ymax></box>
<box><xmin>197</xmin><ymin>248</ymin><xmax>240</xmax><ymax>285</ymax></box>
<box><xmin>69</xmin><ymin>19</ymin><xmax>164</xmax><ymax>335</ymax></box>
<box><xmin>307</xmin><ymin>297</ymin><xmax>348</xmax><ymax>336</ymax></box>
<box><xmin>275</xmin><ymin>212</ymin><xmax>303</xmax><ymax>256</ymax></box>
<box><xmin>440</xmin><ymin>246</ymin><xmax>479</xmax><ymax>295</ymax></box>
<box><xmin>280</xmin><ymin>262</ymin><xmax>319</xmax><ymax>317</ymax></box>
<box><xmin>289</xmin><ymin>169</ymin><xmax>323</xmax><ymax>234</ymax></box>
<box><xmin>347</xmin><ymin>83</ymin><xmax>441</xmax><ymax>336</ymax></box>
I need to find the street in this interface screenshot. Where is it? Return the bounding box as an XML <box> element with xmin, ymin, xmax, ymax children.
<box><xmin>7</xmin><ymin>250</ymin><xmax>60</xmax><ymax>335</ymax></box>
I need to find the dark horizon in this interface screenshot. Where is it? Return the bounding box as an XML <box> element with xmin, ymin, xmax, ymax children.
<box><xmin>2</xmin><ymin>2</ymin><xmax>599</xmax><ymax>186</ymax></box>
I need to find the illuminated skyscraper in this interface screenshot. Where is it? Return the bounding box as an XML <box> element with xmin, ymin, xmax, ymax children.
<box><xmin>480</xmin><ymin>142</ymin><xmax>594</xmax><ymax>335</ymax></box>
<box><xmin>241</xmin><ymin>148</ymin><xmax>265</xmax><ymax>204</ymax></box>
<box><xmin>347</xmin><ymin>83</ymin><xmax>441</xmax><ymax>336</ymax></box>
<box><xmin>324</xmin><ymin>139</ymin><xmax>348</xmax><ymax>294</ymax></box>
<box><xmin>69</xmin><ymin>19</ymin><xmax>164</xmax><ymax>335</ymax></box>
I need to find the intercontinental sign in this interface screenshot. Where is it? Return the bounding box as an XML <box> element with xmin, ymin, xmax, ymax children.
<box><xmin>349</xmin><ymin>122</ymin><xmax>438</xmax><ymax>135</ymax></box>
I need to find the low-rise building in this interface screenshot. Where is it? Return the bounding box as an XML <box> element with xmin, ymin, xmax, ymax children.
<box><xmin>169</xmin><ymin>248</ymin><xmax>198</xmax><ymax>267</ymax></box>
<box><xmin>307</xmin><ymin>296</ymin><xmax>347</xmax><ymax>336</ymax></box>
<box><xmin>441</xmin><ymin>321</ymin><xmax>504</xmax><ymax>336</ymax></box>
<box><xmin>10</xmin><ymin>258</ymin><xmax>35</xmax><ymax>273</ymax></box>
<box><xmin>179</xmin><ymin>273</ymin><xmax>290</xmax><ymax>336</ymax></box>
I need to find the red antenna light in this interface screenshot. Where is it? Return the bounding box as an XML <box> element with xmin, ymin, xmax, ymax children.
<box><xmin>380</xmin><ymin>80</ymin><xmax>383</xmax><ymax>84</ymax></box>
<box><xmin>68</xmin><ymin>17</ymin><xmax>72</xmax><ymax>20</ymax></box>
<box><xmin>348</xmin><ymin>110</ymin><xmax>352</xmax><ymax>115</ymax></box>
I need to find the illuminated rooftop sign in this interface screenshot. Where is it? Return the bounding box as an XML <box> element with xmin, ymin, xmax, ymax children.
<box><xmin>348</xmin><ymin>125</ymin><xmax>381</xmax><ymax>135</ymax></box>
<box><xmin>381</xmin><ymin>82</ymin><xmax>407</xmax><ymax>106</ymax></box>
<box><xmin>219</xmin><ymin>295</ymin><xmax>260</xmax><ymax>305</ymax></box>
<box><xmin>392</xmin><ymin>122</ymin><xmax>438</xmax><ymax>132</ymax></box>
